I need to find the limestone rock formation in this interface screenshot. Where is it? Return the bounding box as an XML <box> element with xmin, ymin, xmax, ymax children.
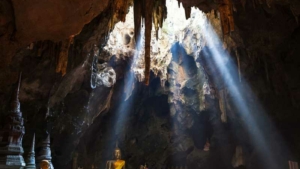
<box><xmin>95</xmin><ymin>63</ymin><xmax>116</xmax><ymax>88</ymax></box>
<box><xmin>104</xmin><ymin>2</ymin><xmax>237</xmax><ymax>89</ymax></box>
<box><xmin>0</xmin><ymin>0</ymin><xmax>300</xmax><ymax>169</ymax></box>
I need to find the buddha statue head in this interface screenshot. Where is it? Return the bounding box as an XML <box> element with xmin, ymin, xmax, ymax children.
<box><xmin>40</xmin><ymin>160</ymin><xmax>50</xmax><ymax>169</ymax></box>
<box><xmin>114</xmin><ymin>142</ymin><xmax>121</xmax><ymax>160</ymax></box>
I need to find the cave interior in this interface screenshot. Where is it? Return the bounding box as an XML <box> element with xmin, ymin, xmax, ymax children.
<box><xmin>0</xmin><ymin>0</ymin><xmax>300</xmax><ymax>169</ymax></box>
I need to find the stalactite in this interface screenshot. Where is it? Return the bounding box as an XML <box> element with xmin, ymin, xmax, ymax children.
<box><xmin>115</xmin><ymin>0</ymin><xmax>129</xmax><ymax>22</ymax></box>
<box><xmin>134</xmin><ymin>0</ymin><xmax>142</xmax><ymax>46</ymax></box>
<box><xmin>153</xmin><ymin>2</ymin><xmax>159</xmax><ymax>39</ymax></box>
<box><xmin>218</xmin><ymin>0</ymin><xmax>235</xmax><ymax>35</ymax></box>
<box><xmin>143</xmin><ymin>0</ymin><xmax>154</xmax><ymax>85</ymax></box>
<box><xmin>133</xmin><ymin>0</ymin><xmax>167</xmax><ymax>85</ymax></box>
<box><xmin>29</xmin><ymin>43</ymin><xmax>34</xmax><ymax>50</ymax></box>
<box><xmin>37</xmin><ymin>41</ymin><xmax>43</xmax><ymax>57</ymax></box>
<box><xmin>232</xmin><ymin>3</ymin><xmax>237</xmax><ymax>12</ymax></box>
<box><xmin>183</xmin><ymin>4</ymin><xmax>191</xmax><ymax>19</ymax></box>
<box><xmin>219</xmin><ymin>89</ymin><xmax>227</xmax><ymax>123</ymax></box>
<box><xmin>252</xmin><ymin>0</ymin><xmax>256</xmax><ymax>9</ymax></box>
<box><xmin>56</xmin><ymin>37</ymin><xmax>73</xmax><ymax>76</ymax></box>
<box><xmin>132</xmin><ymin>0</ymin><xmax>237</xmax><ymax>84</ymax></box>
<box><xmin>265</xmin><ymin>0</ymin><xmax>272</xmax><ymax>8</ymax></box>
<box><xmin>152</xmin><ymin>0</ymin><xmax>167</xmax><ymax>40</ymax></box>
<box><xmin>235</xmin><ymin>49</ymin><xmax>241</xmax><ymax>83</ymax></box>
<box><xmin>108</xmin><ymin>0</ymin><xmax>131</xmax><ymax>36</ymax></box>
<box><xmin>240</xmin><ymin>0</ymin><xmax>246</xmax><ymax>9</ymax></box>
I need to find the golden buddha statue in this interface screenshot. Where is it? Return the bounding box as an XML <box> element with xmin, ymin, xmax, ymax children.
<box><xmin>106</xmin><ymin>142</ymin><xmax>125</xmax><ymax>169</ymax></box>
<box><xmin>40</xmin><ymin>160</ymin><xmax>50</xmax><ymax>169</ymax></box>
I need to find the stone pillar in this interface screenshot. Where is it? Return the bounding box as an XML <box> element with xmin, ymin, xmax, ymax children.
<box><xmin>0</xmin><ymin>73</ymin><xmax>26</xmax><ymax>169</ymax></box>
<box><xmin>25</xmin><ymin>134</ymin><xmax>36</xmax><ymax>169</ymax></box>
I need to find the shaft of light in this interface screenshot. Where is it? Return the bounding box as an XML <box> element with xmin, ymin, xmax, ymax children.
<box><xmin>114</xmin><ymin>26</ymin><xmax>144</xmax><ymax>138</ymax></box>
<box><xmin>194</xmin><ymin>10</ymin><xmax>288</xmax><ymax>169</ymax></box>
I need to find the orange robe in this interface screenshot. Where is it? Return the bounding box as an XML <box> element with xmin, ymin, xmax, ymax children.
<box><xmin>113</xmin><ymin>160</ymin><xmax>125</xmax><ymax>169</ymax></box>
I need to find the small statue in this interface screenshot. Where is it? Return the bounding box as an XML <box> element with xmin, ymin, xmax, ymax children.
<box><xmin>40</xmin><ymin>160</ymin><xmax>50</xmax><ymax>169</ymax></box>
<box><xmin>203</xmin><ymin>139</ymin><xmax>210</xmax><ymax>151</ymax></box>
<box><xmin>106</xmin><ymin>142</ymin><xmax>125</xmax><ymax>169</ymax></box>
<box><xmin>140</xmin><ymin>164</ymin><xmax>148</xmax><ymax>169</ymax></box>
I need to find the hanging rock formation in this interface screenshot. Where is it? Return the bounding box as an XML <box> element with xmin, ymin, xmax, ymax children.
<box><xmin>128</xmin><ymin>0</ymin><xmax>168</xmax><ymax>85</ymax></box>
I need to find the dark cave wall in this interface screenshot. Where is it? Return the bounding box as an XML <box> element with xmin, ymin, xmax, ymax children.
<box><xmin>0</xmin><ymin>3</ymin><xmax>115</xmax><ymax>168</ymax></box>
<box><xmin>232</xmin><ymin>1</ymin><xmax>300</xmax><ymax>161</ymax></box>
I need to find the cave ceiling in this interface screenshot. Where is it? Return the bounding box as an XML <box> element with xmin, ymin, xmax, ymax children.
<box><xmin>1</xmin><ymin>0</ymin><xmax>299</xmax><ymax>85</ymax></box>
<box><xmin>1</xmin><ymin>0</ymin><xmax>241</xmax><ymax>85</ymax></box>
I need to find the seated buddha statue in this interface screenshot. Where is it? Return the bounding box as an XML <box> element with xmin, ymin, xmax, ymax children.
<box><xmin>106</xmin><ymin>142</ymin><xmax>125</xmax><ymax>169</ymax></box>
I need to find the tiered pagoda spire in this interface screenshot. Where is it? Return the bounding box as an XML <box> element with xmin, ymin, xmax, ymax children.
<box><xmin>36</xmin><ymin>133</ymin><xmax>53</xmax><ymax>169</ymax></box>
<box><xmin>25</xmin><ymin>133</ymin><xmax>35</xmax><ymax>169</ymax></box>
<box><xmin>0</xmin><ymin>72</ymin><xmax>26</xmax><ymax>169</ymax></box>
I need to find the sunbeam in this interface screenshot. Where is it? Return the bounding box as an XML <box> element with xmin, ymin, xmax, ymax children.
<box><xmin>93</xmin><ymin>1</ymin><xmax>292</xmax><ymax>168</ymax></box>
<box><xmin>99</xmin><ymin>9</ymin><xmax>145</xmax><ymax>169</ymax></box>
<box><xmin>193</xmin><ymin>8</ymin><xmax>291</xmax><ymax>169</ymax></box>
<box><xmin>114</xmin><ymin>26</ymin><xmax>145</xmax><ymax>138</ymax></box>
